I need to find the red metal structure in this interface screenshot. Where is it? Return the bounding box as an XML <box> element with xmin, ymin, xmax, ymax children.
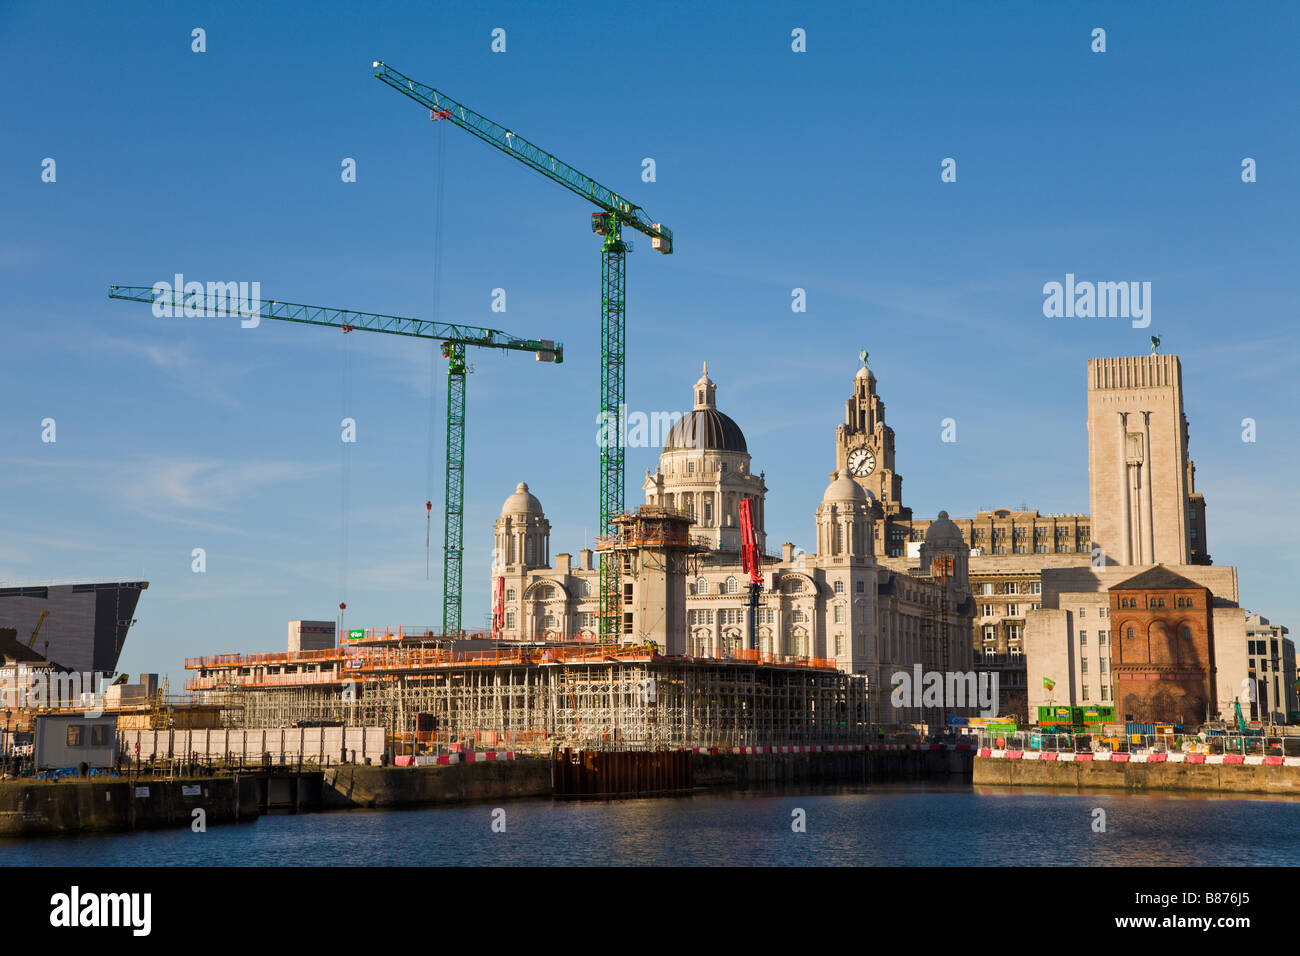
<box><xmin>739</xmin><ymin>498</ymin><xmax>763</xmax><ymax>651</ymax></box>
<box><xmin>491</xmin><ymin>576</ymin><xmax>505</xmax><ymax>639</ymax></box>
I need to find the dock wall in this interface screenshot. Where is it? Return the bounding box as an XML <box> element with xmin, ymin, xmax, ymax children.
<box><xmin>974</xmin><ymin>755</ymin><xmax>1300</xmax><ymax>796</ymax></box>
<box><xmin>0</xmin><ymin>776</ymin><xmax>261</xmax><ymax>838</ymax></box>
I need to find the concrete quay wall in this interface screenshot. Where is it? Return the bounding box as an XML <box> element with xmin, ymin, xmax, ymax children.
<box><xmin>0</xmin><ymin>776</ymin><xmax>261</xmax><ymax>838</ymax></box>
<box><xmin>322</xmin><ymin>757</ymin><xmax>553</xmax><ymax>809</ymax></box>
<box><xmin>321</xmin><ymin>749</ymin><xmax>973</xmax><ymax>807</ymax></box>
<box><xmin>973</xmin><ymin>756</ymin><xmax>1300</xmax><ymax>796</ymax></box>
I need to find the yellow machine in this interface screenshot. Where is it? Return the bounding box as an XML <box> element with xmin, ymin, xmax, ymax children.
<box><xmin>25</xmin><ymin>610</ymin><xmax>49</xmax><ymax>649</ymax></box>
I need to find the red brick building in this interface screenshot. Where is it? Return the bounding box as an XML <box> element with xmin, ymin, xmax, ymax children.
<box><xmin>1109</xmin><ymin>566</ymin><xmax>1216</xmax><ymax>725</ymax></box>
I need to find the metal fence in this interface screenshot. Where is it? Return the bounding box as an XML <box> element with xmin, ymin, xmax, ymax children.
<box><xmin>978</xmin><ymin>729</ymin><xmax>1298</xmax><ymax>757</ymax></box>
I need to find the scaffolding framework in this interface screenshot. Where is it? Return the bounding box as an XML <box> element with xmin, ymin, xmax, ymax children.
<box><xmin>227</xmin><ymin>659</ymin><xmax>867</xmax><ymax>752</ymax></box>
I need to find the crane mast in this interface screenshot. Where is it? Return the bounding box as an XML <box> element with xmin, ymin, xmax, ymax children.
<box><xmin>372</xmin><ymin>61</ymin><xmax>674</xmax><ymax>643</ymax></box>
<box><xmin>108</xmin><ymin>284</ymin><xmax>561</xmax><ymax>637</ymax></box>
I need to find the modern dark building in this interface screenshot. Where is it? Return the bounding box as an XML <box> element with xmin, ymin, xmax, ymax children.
<box><xmin>0</xmin><ymin>582</ymin><xmax>147</xmax><ymax>674</ymax></box>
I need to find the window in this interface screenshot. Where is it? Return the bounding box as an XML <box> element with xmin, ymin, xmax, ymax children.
<box><xmin>725</xmin><ymin>576</ymin><xmax>738</xmax><ymax>594</ymax></box>
<box><xmin>696</xmin><ymin>578</ymin><xmax>707</xmax><ymax>595</ymax></box>
<box><xmin>833</xmin><ymin>605</ymin><xmax>845</xmax><ymax>624</ymax></box>
<box><xmin>981</xmin><ymin>604</ymin><xmax>994</xmax><ymax>617</ymax></box>
<box><xmin>91</xmin><ymin>725</ymin><xmax>110</xmax><ymax>747</ymax></box>
<box><xmin>1005</xmin><ymin>582</ymin><xmax>1018</xmax><ymax>595</ymax></box>
<box><xmin>1101</xmin><ymin>686</ymin><xmax>1109</xmax><ymax>700</ymax></box>
<box><xmin>1081</xmin><ymin>686</ymin><xmax>1090</xmax><ymax>700</ymax></box>
<box><xmin>788</xmin><ymin>579</ymin><xmax>803</xmax><ymax>594</ymax></box>
<box><xmin>1006</xmin><ymin>624</ymin><xmax>1022</xmax><ymax>640</ymax></box>
<box><xmin>856</xmin><ymin>580</ymin><xmax>865</xmax><ymax>594</ymax></box>
<box><xmin>66</xmin><ymin>725</ymin><xmax>85</xmax><ymax>747</ymax></box>
<box><xmin>1182</xmin><ymin>626</ymin><xmax>1192</xmax><ymax>641</ymax></box>
<box><xmin>1078</xmin><ymin>607</ymin><xmax>1086</xmax><ymax>618</ymax></box>
<box><xmin>1099</xmin><ymin>607</ymin><xmax>1107</xmax><ymax>618</ymax></box>
<box><xmin>703</xmin><ymin>500</ymin><xmax>713</xmax><ymax>524</ymax></box>
<box><xmin>1185</xmin><ymin>598</ymin><xmax>1194</xmax><ymax>607</ymax></box>
<box><xmin>506</xmin><ymin>611</ymin><xmax>516</xmax><ymax>628</ymax></box>
<box><xmin>1126</xmin><ymin>627</ymin><xmax>1134</xmax><ymax>640</ymax></box>
<box><xmin>580</xmin><ymin>580</ymin><xmax>591</xmax><ymax>597</ymax></box>
<box><xmin>1030</xmin><ymin>582</ymin><xmax>1041</xmax><ymax>595</ymax></box>
<box><xmin>1099</xmin><ymin>631</ymin><xmax>1108</xmax><ymax>645</ymax></box>
<box><xmin>1081</xmin><ymin>659</ymin><xmax>1089</xmax><ymax>674</ymax></box>
<box><xmin>1079</xmin><ymin>630</ymin><xmax>1087</xmax><ymax>645</ymax></box>
<box><xmin>980</xmin><ymin>583</ymin><xmax>993</xmax><ymax>596</ymax></box>
<box><xmin>791</xmin><ymin>610</ymin><xmax>804</xmax><ymax>623</ymax></box>
<box><xmin>982</xmin><ymin>626</ymin><xmax>996</xmax><ymax>642</ymax></box>
<box><xmin>543</xmin><ymin>614</ymin><xmax>556</xmax><ymax>630</ymax></box>
<box><xmin>1100</xmin><ymin>658</ymin><xmax>1109</xmax><ymax>674</ymax></box>
<box><xmin>1006</xmin><ymin>605</ymin><xmax>1019</xmax><ymax>617</ymax></box>
<box><xmin>834</xmin><ymin>634</ymin><xmax>843</xmax><ymax>656</ymax></box>
<box><xmin>833</xmin><ymin>580</ymin><xmax>844</xmax><ymax>595</ymax></box>
<box><xmin>687</xmin><ymin>461</ymin><xmax>695</xmax><ymax>474</ymax></box>
<box><xmin>506</xmin><ymin>588</ymin><xmax>516</xmax><ymax>602</ymax></box>
<box><xmin>721</xmin><ymin>462</ymin><xmax>728</xmax><ymax>473</ymax></box>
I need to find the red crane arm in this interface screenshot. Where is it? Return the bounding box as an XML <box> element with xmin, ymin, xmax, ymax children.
<box><xmin>739</xmin><ymin>498</ymin><xmax>762</xmax><ymax>584</ymax></box>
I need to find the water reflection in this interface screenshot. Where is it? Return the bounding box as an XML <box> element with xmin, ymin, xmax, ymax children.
<box><xmin>4</xmin><ymin>782</ymin><xmax>1300</xmax><ymax>867</ymax></box>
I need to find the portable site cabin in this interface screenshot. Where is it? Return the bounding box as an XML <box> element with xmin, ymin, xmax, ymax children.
<box><xmin>34</xmin><ymin>714</ymin><xmax>118</xmax><ymax>770</ymax></box>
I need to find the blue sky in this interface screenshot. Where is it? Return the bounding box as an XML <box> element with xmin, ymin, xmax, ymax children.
<box><xmin>2</xmin><ymin>1</ymin><xmax>1297</xmax><ymax>687</ymax></box>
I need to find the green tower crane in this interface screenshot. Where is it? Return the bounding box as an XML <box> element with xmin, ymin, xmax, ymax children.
<box><xmin>108</xmin><ymin>284</ymin><xmax>562</xmax><ymax>637</ymax></box>
<box><xmin>371</xmin><ymin>60</ymin><xmax>674</xmax><ymax>643</ymax></box>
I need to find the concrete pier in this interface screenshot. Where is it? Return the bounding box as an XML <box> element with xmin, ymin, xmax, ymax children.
<box><xmin>0</xmin><ymin>776</ymin><xmax>261</xmax><ymax>838</ymax></box>
<box><xmin>973</xmin><ymin>755</ymin><xmax>1300</xmax><ymax>796</ymax></box>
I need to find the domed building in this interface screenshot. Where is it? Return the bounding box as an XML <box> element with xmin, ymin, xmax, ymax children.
<box><xmin>490</xmin><ymin>362</ymin><xmax>977</xmax><ymax>726</ymax></box>
<box><xmin>643</xmin><ymin>364</ymin><xmax>767</xmax><ymax>554</ymax></box>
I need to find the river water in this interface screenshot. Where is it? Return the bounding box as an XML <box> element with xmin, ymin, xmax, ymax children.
<box><xmin>4</xmin><ymin>783</ymin><xmax>1299</xmax><ymax>866</ymax></box>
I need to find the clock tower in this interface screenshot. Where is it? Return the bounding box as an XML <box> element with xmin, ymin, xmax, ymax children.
<box><xmin>834</xmin><ymin>358</ymin><xmax>911</xmax><ymax>552</ymax></box>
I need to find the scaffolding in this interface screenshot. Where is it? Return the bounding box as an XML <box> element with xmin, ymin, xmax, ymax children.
<box><xmin>225</xmin><ymin>658</ymin><xmax>867</xmax><ymax>753</ymax></box>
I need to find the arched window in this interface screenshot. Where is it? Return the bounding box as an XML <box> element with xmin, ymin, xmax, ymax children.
<box><xmin>725</xmin><ymin>576</ymin><xmax>738</xmax><ymax>594</ymax></box>
<box><xmin>580</xmin><ymin>580</ymin><xmax>591</xmax><ymax>597</ymax></box>
<box><xmin>696</xmin><ymin>578</ymin><xmax>708</xmax><ymax>595</ymax></box>
<box><xmin>788</xmin><ymin>579</ymin><xmax>803</xmax><ymax>594</ymax></box>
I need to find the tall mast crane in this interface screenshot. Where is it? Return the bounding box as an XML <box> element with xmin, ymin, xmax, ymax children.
<box><xmin>739</xmin><ymin>498</ymin><xmax>763</xmax><ymax>652</ymax></box>
<box><xmin>108</xmin><ymin>285</ymin><xmax>562</xmax><ymax>637</ymax></box>
<box><xmin>371</xmin><ymin>60</ymin><xmax>674</xmax><ymax>643</ymax></box>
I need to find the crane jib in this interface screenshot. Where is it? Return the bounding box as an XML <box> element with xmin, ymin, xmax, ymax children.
<box><xmin>372</xmin><ymin>61</ymin><xmax>671</xmax><ymax>248</ymax></box>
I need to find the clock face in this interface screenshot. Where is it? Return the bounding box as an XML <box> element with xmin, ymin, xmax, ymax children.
<box><xmin>848</xmin><ymin>447</ymin><xmax>876</xmax><ymax>477</ymax></box>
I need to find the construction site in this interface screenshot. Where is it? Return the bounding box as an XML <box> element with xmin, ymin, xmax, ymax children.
<box><xmin>92</xmin><ymin>61</ymin><xmax>907</xmax><ymax>763</ymax></box>
<box><xmin>184</xmin><ymin>642</ymin><xmax>866</xmax><ymax>754</ymax></box>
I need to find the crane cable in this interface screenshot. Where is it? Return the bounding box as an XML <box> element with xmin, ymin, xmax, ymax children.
<box><xmin>424</xmin><ymin>113</ymin><xmax>448</xmax><ymax>579</ymax></box>
<box><xmin>341</xmin><ymin>322</ymin><xmax>353</xmax><ymax>628</ymax></box>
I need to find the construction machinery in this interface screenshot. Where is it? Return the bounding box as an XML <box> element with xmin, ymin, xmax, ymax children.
<box><xmin>108</xmin><ymin>285</ymin><xmax>561</xmax><ymax>637</ymax></box>
<box><xmin>738</xmin><ymin>497</ymin><xmax>763</xmax><ymax>651</ymax></box>
<box><xmin>25</xmin><ymin>610</ymin><xmax>49</xmax><ymax>650</ymax></box>
<box><xmin>371</xmin><ymin>61</ymin><xmax>674</xmax><ymax>642</ymax></box>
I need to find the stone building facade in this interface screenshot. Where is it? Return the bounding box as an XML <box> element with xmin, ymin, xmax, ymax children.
<box><xmin>1086</xmin><ymin>355</ymin><xmax>1210</xmax><ymax>566</ymax></box>
<box><xmin>492</xmin><ymin>365</ymin><xmax>976</xmax><ymax>726</ymax></box>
